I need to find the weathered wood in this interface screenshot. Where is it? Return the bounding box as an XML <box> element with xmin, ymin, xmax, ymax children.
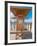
<box><xmin>10</xmin><ymin>6</ymin><xmax>32</xmax><ymax>19</ymax></box>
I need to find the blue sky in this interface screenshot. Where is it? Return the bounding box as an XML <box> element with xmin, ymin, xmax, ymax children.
<box><xmin>24</xmin><ymin>10</ymin><xmax>32</xmax><ymax>23</ymax></box>
<box><xmin>25</xmin><ymin>10</ymin><xmax>32</xmax><ymax>19</ymax></box>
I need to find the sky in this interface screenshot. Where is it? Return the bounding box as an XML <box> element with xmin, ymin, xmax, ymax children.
<box><xmin>24</xmin><ymin>10</ymin><xmax>32</xmax><ymax>23</ymax></box>
<box><xmin>25</xmin><ymin>10</ymin><xmax>32</xmax><ymax>19</ymax></box>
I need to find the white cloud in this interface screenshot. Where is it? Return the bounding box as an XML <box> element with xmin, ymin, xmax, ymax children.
<box><xmin>24</xmin><ymin>19</ymin><xmax>32</xmax><ymax>23</ymax></box>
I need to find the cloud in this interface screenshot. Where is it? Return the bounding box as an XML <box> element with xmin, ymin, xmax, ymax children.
<box><xmin>24</xmin><ymin>18</ymin><xmax>32</xmax><ymax>23</ymax></box>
